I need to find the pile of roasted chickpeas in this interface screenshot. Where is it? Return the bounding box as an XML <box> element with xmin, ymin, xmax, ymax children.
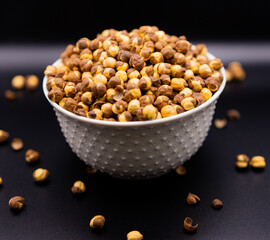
<box><xmin>45</xmin><ymin>26</ymin><xmax>224</xmax><ymax>121</ymax></box>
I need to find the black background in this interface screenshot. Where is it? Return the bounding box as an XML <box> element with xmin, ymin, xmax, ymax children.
<box><xmin>1</xmin><ymin>0</ymin><xmax>270</xmax><ymax>239</ymax></box>
<box><xmin>1</xmin><ymin>0</ymin><xmax>270</xmax><ymax>43</ymax></box>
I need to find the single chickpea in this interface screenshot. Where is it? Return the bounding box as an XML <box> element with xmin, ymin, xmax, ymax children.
<box><xmin>209</xmin><ymin>58</ymin><xmax>223</xmax><ymax>70</ymax></box>
<box><xmin>12</xmin><ymin>75</ymin><xmax>25</xmax><ymax>90</ymax></box>
<box><xmin>139</xmin><ymin>77</ymin><xmax>152</xmax><ymax>91</ymax></box>
<box><xmin>118</xmin><ymin>111</ymin><xmax>133</xmax><ymax>122</ymax></box>
<box><xmin>143</xmin><ymin>104</ymin><xmax>158</xmax><ymax>120</ymax></box>
<box><xmin>101</xmin><ymin>103</ymin><xmax>113</xmax><ymax>118</ymax></box>
<box><xmin>199</xmin><ymin>64</ymin><xmax>212</xmax><ymax>78</ymax></box>
<box><xmin>116</xmin><ymin>61</ymin><xmax>129</xmax><ymax>71</ymax></box>
<box><xmin>171</xmin><ymin>78</ymin><xmax>186</xmax><ymax>91</ymax></box>
<box><xmin>103</xmin><ymin>57</ymin><xmax>116</xmax><ymax>68</ymax></box>
<box><xmin>180</xmin><ymin>88</ymin><xmax>193</xmax><ymax>97</ymax></box>
<box><xmin>128</xmin><ymin>100</ymin><xmax>140</xmax><ymax>115</ymax></box>
<box><xmin>115</xmin><ymin>70</ymin><xmax>128</xmax><ymax>82</ymax></box>
<box><xmin>161</xmin><ymin>105</ymin><xmax>177</xmax><ymax>118</ymax></box>
<box><xmin>200</xmin><ymin>87</ymin><xmax>212</xmax><ymax>101</ymax></box>
<box><xmin>184</xmin><ymin>69</ymin><xmax>194</xmax><ymax>80</ymax></box>
<box><xmin>87</xmin><ymin>109</ymin><xmax>103</xmax><ymax>120</ymax></box>
<box><xmin>93</xmin><ymin>73</ymin><xmax>107</xmax><ymax>85</ymax></box>
<box><xmin>129</xmin><ymin>88</ymin><xmax>142</xmax><ymax>99</ymax></box>
<box><xmin>107</xmin><ymin>44</ymin><xmax>120</xmax><ymax>57</ymax></box>
<box><xmin>181</xmin><ymin>97</ymin><xmax>197</xmax><ymax>110</ymax></box>
<box><xmin>112</xmin><ymin>100</ymin><xmax>128</xmax><ymax>114</ymax></box>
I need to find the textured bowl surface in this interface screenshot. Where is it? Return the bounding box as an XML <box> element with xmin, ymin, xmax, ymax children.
<box><xmin>43</xmin><ymin>51</ymin><xmax>226</xmax><ymax>179</ymax></box>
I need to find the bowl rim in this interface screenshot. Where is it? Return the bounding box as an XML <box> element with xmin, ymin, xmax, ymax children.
<box><xmin>43</xmin><ymin>51</ymin><xmax>226</xmax><ymax>127</ymax></box>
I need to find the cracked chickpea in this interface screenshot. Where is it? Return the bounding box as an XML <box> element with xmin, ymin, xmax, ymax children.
<box><xmin>128</xmin><ymin>99</ymin><xmax>140</xmax><ymax>115</ymax></box>
<box><xmin>25</xmin><ymin>149</ymin><xmax>40</xmax><ymax>163</ymax></box>
<box><xmin>87</xmin><ymin>109</ymin><xmax>103</xmax><ymax>120</ymax></box>
<box><xmin>71</xmin><ymin>180</ymin><xmax>86</xmax><ymax>194</ymax></box>
<box><xmin>90</xmin><ymin>215</ymin><xmax>105</xmax><ymax>230</ymax></box>
<box><xmin>127</xmin><ymin>230</ymin><xmax>143</xmax><ymax>240</ymax></box>
<box><xmin>181</xmin><ymin>97</ymin><xmax>197</xmax><ymax>110</ymax></box>
<box><xmin>33</xmin><ymin>168</ymin><xmax>49</xmax><ymax>182</ymax></box>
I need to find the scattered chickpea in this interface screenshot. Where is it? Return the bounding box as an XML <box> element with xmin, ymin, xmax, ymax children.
<box><xmin>33</xmin><ymin>168</ymin><xmax>49</xmax><ymax>182</ymax></box>
<box><xmin>186</xmin><ymin>193</ymin><xmax>200</xmax><ymax>205</ymax></box>
<box><xmin>9</xmin><ymin>196</ymin><xmax>25</xmax><ymax>211</ymax></box>
<box><xmin>0</xmin><ymin>130</ymin><xmax>9</xmax><ymax>143</ymax></box>
<box><xmin>25</xmin><ymin>149</ymin><xmax>40</xmax><ymax>163</ymax></box>
<box><xmin>71</xmin><ymin>180</ymin><xmax>86</xmax><ymax>194</ymax></box>
<box><xmin>175</xmin><ymin>165</ymin><xmax>186</xmax><ymax>175</ymax></box>
<box><xmin>214</xmin><ymin>119</ymin><xmax>227</xmax><ymax>129</ymax></box>
<box><xmin>90</xmin><ymin>215</ymin><xmax>105</xmax><ymax>230</ymax></box>
<box><xmin>5</xmin><ymin>90</ymin><xmax>16</xmax><ymax>100</ymax></box>
<box><xmin>25</xmin><ymin>75</ymin><xmax>39</xmax><ymax>90</ymax></box>
<box><xmin>12</xmin><ymin>75</ymin><xmax>25</xmax><ymax>90</ymax></box>
<box><xmin>228</xmin><ymin>61</ymin><xmax>245</xmax><ymax>81</ymax></box>
<box><xmin>11</xmin><ymin>138</ymin><xmax>24</xmax><ymax>151</ymax></box>
<box><xmin>250</xmin><ymin>156</ymin><xmax>266</xmax><ymax>169</ymax></box>
<box><xmin>236</xmin><ymin>154</ymin><xmax>249</xmax><ymax>168</ymax></box>
<box><xmin>127</xmin><ymin>230</ymin><xmax>143</xmax><ymax>240</ymax></box>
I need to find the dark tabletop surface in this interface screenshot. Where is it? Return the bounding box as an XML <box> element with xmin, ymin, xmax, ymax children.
<box><xmin>0</xmin><ymin>44</ymin><xmax>270</xmax><ymax>240</ymax></box>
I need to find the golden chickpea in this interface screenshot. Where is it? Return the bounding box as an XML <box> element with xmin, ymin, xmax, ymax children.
<box><xmin>12</xmin><ymin>75</ymin><xmax>25</xmax><ymax>90</ymax></box>
<box><xmin>180</xmin><ymin>88</ymin><xmax>193</xmax><ymax>97</ymax></box>
<box><xmin>128</xmin><ymin>100</ymin><xmax>140</xmax><ymax>115</ymax></box>
<box><xmin>115</xmin><ymin>70</ymin><xmax>128</xmax><ymax>82</ymax></box>
<box><xmin>181</xmin><ymin>97</ymin><xmax>197</xmax><ymax>110</ymax></box>
<box><xmin>90</xmin><ymin>215</ymin><xmax>105</xmax><ymax>229</ymax></box>
<box><xmin>143</xmin><ymin>104</ymin><xmax>158</xmax><ymax>120</ymax></box>
<box><xmin>250</xmin><ymin>156</ymin><xmax>266</xmax><ymax>168</ymax></box>
<box><xmin>106</xmin><ymin>88</ymin><xmax>116</xmax><ymax>102</ymax></box>
<box><xmin>171</xmin><ymin>78</ymin><xmax>186</xmax><ymax>91</ymax></box>
<box><xmin>161</xmin><ymin>105</ymin><xmax>177</xmax><ymax>118</ymax></box>
<box><xmin>33</xmin><ymin>168</ymin><xmax>49</xmax><ymax>182</ymax></box>
<box><xmin>150</xmin><ymin>52</ymin><xmax>164</xmax><ymax>64</ymax></box>
<box><xmin>184</xmin><ymin>69</ymin><xmax>194</xmax><ymax>80</ymax></box>
<box><xmin>209</xmin><ymin>58</ymin><xmax>223</xmax><ymax>70</ymax></box>
<box><xmin>112</xmin><ymin>100</ymin><xmax>127</xmax><ymax>114</ymax></box>
<box><xmin>71</xmin><ymin>180</ymin><xmax>86</xmax><ymax>194</ymax></box>
<box><xmin>87</xmin><ymin>109</ymin><xmax>103</xmax><ymax>120</ymax></box>
<box><xmin>103</xmin><ymin>57</ymin><xmax>116</xmax><ymax>68</ymax></box>
<box><xmin>107</xmin><ymin>44</ymin><xmax>120</xmax><ymax>57</ymax></box>
<box><xmin>129</xmin><ymin>88</ymin><xmax>142</xmax><ymax>99</ymax></box>
<box><xmin>26</xmin><ymin>75</ymin><xmax>39</xmax><ymax>90</ymax></box>
<box><xmin>101</xmin><ymin>103</ymin><xmax>113</xmax><ymax>118</ymax></box>
<box><xmin>116</xmin><ymin>61</ymin><xmax>129</xmax><ymax>71</ymax></box>
<box><xmin>127</xmin><ymin>69</ymin><xmax>141</xmax><ymax>79</ymax></box>
<box><xmin>200</xmin><ymin>88</ymin><xmax>212</xmax><ymax>101</ymax></box>
<box><xmin>171</xmin><ymin>65</ymin><xmax>185</xmax><ymax>78</ymax></box>
<box><xmin>127</xmin><ymin>230</ymin><xmax>143</xmax><ymax>240</ymax></box>
<box><xmin>118</xmin><ymin>111</ymin><xmax>133</xmax><ymax>122</ymax></box>
<box><xmin>93</xmin><ymin>73</ymin><xmax>107</xmax><ymax>85</ymax></box>
<box><xmin>199</xmin><ymin>64</ymin><xmax>212</xmax><ymax>78</ymax></box>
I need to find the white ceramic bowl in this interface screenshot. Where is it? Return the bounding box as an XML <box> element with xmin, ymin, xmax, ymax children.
<box><xmin>43</xmin><ymin>51</ymin><xmax>226</xmax><ymax>179</ymax></box>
